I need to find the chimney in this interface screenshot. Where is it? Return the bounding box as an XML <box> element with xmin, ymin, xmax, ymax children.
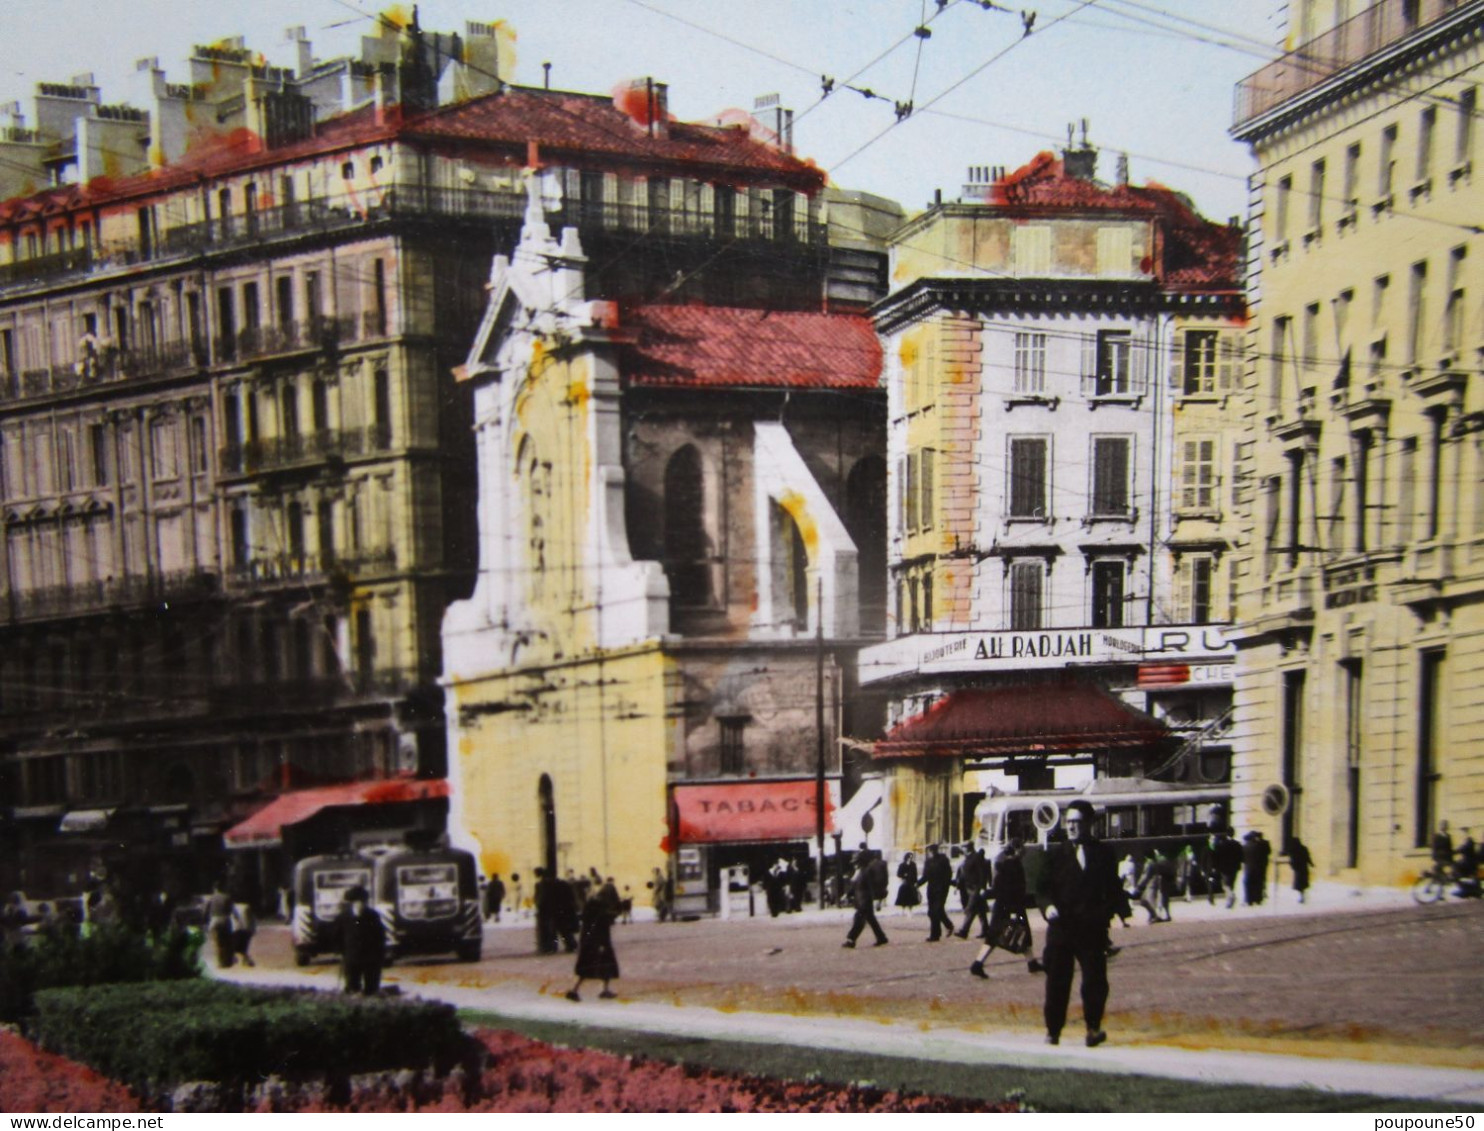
<box><xmin>650</xmin><ymin>79</ymin><xmax>668</xmax><ymax>139</ymax></box>
<box><xmin>285</xmin><ymin>27</ymin><xmax>313</xmax><ymax>77</ymax></box>
<box><xmin>1062</xmin><ymin>118</ymin><xmax>1098</xmax><ymax>181</ymax></box>
<box><xmin>1116</xmin><ymin>152</ymin><xmax>1129</xmax><ymax>187</ymax></box>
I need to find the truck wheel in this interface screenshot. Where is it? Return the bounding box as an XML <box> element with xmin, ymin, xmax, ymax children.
<box><xmin>457</xmin><ymin>943</ymin><xmax>482</xmax><ymax>962</ymax></box>
<box><xmin>293</xmin><ymin>947</ymin><xmax>312</xmax><ymax>967</ymax></box>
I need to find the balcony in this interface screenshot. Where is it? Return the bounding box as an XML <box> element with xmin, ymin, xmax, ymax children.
<box><xmin>223</xmin><ymin>546</ymin><xmax>397</xmax><ymax>590</ymax></box>
<box><xmin>219</xmin><ymin>424</ymin><xmax>393</xmax><ymax>476</ymax></box>
<box><xmin>0</xmin><ymin>341</ymin><xmax>206</xmax><ymax>403</ymax></box>
<box><xmin>555</xmin><ymin>198</ymin><xmax>826</xmax><ymax>245</ymax></box>
<box><xmin>1234</xmin><ymin>0</ymin><xmax>1470</xmax><ymax>129</ymax></box>
<box><xmin>0</xmin><ymin>570</ymin><xmax>219</xmax><ymax>625</ymax></box>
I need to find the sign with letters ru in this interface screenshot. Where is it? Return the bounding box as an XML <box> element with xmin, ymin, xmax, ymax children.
<box><xmin>861</xmin><ymin>625</ymin><xmax>1232</xmax><ymax>683</ymax></box>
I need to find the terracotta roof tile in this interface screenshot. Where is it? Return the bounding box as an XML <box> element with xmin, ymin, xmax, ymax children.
<box><xmin>872</xmin><ymin>678</ymin><xmax>1171</xmax><ymax>759</ymax></box>
<box><xmin>617</xmin><ymin>304</ymin><xmax>883</xmax><ymax>390</ymax></box>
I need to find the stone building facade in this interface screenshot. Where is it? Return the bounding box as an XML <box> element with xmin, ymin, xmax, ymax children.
<box><xmin>1228</xmin><ymin>0</ymin><xmax>1484</xmax><ymax>884</ymax></box>
<box><xmin>859</xmin><ymin>145</ymin><xmax>1245</xmax><ymax>851</ymax></box>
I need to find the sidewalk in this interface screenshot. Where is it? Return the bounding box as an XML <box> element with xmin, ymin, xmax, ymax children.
<box><xmin>217</xmin><ymin>896</ymin><xmax>1484</xmax><ymax>1108</ymax></box>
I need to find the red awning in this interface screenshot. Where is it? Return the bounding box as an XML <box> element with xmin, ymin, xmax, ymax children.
<box><xmin>672</xmin><ymin>780</ymin><xmax>836</xmax><ymax>844</ymax></box>
<box><xmin>872</xmin><ymin>679</ymin><xmax>1169</xmax><ymax>759</ymax></box>
<box><xmin>223</xmin><ymin>779</ymin><xmax>450</xmax><ymax>849</ymax></box>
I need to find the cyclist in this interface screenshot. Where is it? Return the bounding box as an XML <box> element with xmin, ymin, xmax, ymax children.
<box><xmin>1454</xmin><ymin>830</ymin><xmax>1480</xmax><ymax>898</ymax></box>
<box><xmin>1431</xmin><ymin>820</ymin><xmax>1455</xmax><ymax>884</ymax></box>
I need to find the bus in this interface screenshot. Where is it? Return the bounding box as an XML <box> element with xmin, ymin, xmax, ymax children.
<box><xmin>369</xmin><ymin>844</ymin><xmax>482</xmax><ymax>963</ymax></box>
<box><xmin>975</xmin><ymin>777</ymin><xmax>1230</xmax><ymax>858</ymax></box>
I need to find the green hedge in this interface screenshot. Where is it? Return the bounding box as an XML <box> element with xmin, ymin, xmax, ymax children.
<box><xmin>0</xmin><ymin>923</ymin><xmax>200</xmax><ymax>1022</ymax></box>
<box><xmin>30</xmin><ymin>981</ymin><xmax>467</xmax><ymax>1094</ymax></box>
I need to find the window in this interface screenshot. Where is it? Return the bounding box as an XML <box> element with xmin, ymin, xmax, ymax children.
<box><xmin>1302</xmin><ymin>303</ymin><xmax>1320</xmax><ymax>372</ymax></box>
<box><xmin>1352</xmin><ymin>431</ymin><xmax>1372</xmax><ymax>553</ymax></box>
<box><xmin>1417</xmin><ymin>106</ymin><xmax>1436</xmax><ymax>182</ymax></box>
<box><xmin>771</xmin><ymin>189</ymin><xmax>796</xmax><ymax>241</ymax></box>
<box><xmin>281</xmin><ymin>384</ymin><xmax>299</xmax><ymax>438</ymax></box>
<box><xmin>1178</xmin><ymin>437</ymin><xmax>1218</xmax><ymax>512</ymax></box>
<box><xmin>1270</xmin><ymin>315</ymin><xmax>1292</xmax><ymax>406</ymax></box>
<box><xmin>216</xmin><ymin>287</ymin><xmax>236</xmax><ymax>361</ymax></box>
<box><xmin>713</xmin><ymin>185</ymin><xmax>736</xmax><ymax>237</ymax></box>
<box><xmin>1012</xmin><ymin>225</ymin><xmax>1052</xmax><ymax>275</ymax></box>
<box><xmin>1397</xmin><ymin>438</ymin><xmax>1417</xmax><ymax>548</ymax></box>
<box><xmin>287</xmin><ymin>501</ymin><xmax>305</xmax><ymax>562</ymax></box>
<box><xmin>89</xmin><ymin>423</ymin><xmax>108</xmax><ymax>486</ymax></box>
<box><xmin>1009</xmin><ymin>437</ymin><xmax>1048</xmax><ymax>518</ymax></box>
<box><xmin>719</xmin><ymin>718</ymin><xmax>746</xmax><ymax>775</ymax></box>
<box><xmin>1094</xmin><ymin>330</ymin><xmax>1132</xmax><ymax>395</ymax></box>
<box><xmin>663</xmin><ymin>445</ymin><xmax>713</xmax><ymax>609</ymax></box>
<box><xmin>1013</xmin><ymin>331</ymin><xmax>1047</xmax><ymax>393</ymax></box>
<box><xmin>647</xmin><ymin>177</ymin><xmax>670</xmax><ymax>233</ymax></box>
<box><xmin>1343</xmin><ymin>142</ymin><xmax>1361</xmax><ymax>210</ymax></box>
<box><xmin>191</xmin><ymin>416</ymin><xmax>208</xmax><ymax>474</ymax></box>
<box><xmin>373</xmin><ymin>370</ymin><xmax>391</xmax><ymax>444</ymax></box>
<box><xmin>305</xmin><ymin>271</ymin><xmax>322</xmax><ymax>325</ymax></box>
<box><xmin>276</xmin><ymin>274</ymin><xmax>294</xmax><ymax>331</ymax></box>
<box><xmin>150</xmin><ymin>418</ymin><xmax>178</xmax><ymax>480</ymax></box>
<box><xmin>370</xmin><ymin>258</ymin><xmax>387</xmax><ymax>336</ymax></box>
<box><xmin>1091</xmin><ymin>560</ymin><xmax>1124</xmax><ymax>628</ymax></box>
<box><xmin>1181</xmin><ymin>330</ymin><xmax>1218</xmax><ymax>394</ymax></box>
<box><xmin>1091</xmin><ymin>437</ymin><xmax>1130</xmax><ymax>517</ymax></box>
<box><xmin>1308</xmin><ymin>158</ymin><xmax>1325</xmax><ymax>230</ymax></box>
<box><xmin>1457</xmin><ymin>87</ymin><xmax>1476</xmax><ymax>166</ymax></box>
<box><xmin>1009</xmin><ymin>560</ymin><xmax>1043</xmax><ymax>630</ymax></box>
<box><xmin>1379</xmin><ymin>124</ymin><xmax>1398</xmax><ymax>198</ymax></box>
<box><xmin>919</xmin><ymin>447</ymin><xmax>935</xmax><ymax>531</ymax></box>
<box><xmin>904</xmin><ymin>451</ymin><xmax>919</xmax><ymax>531</ymax></box>
<box><xmin>231</xmin><ymin>503</ymin><xmax>249</xmax><ymax>568</ymax></box>
<box><xmin>1407</xmin><ymin>260</ymin><xmax>1427</xmax><ymax>365</ymax></box>
<box><xmin>1285</xmin><ymin>449</ymin><xmax>1306</xmax><ymax>567</ymax></box>
<box><xmin>312</xmin><ymin>379</ymin><xmax>330</xmax><ymax>433</ymax></box>
<box><xmin>1274</xmin><ymin>175</ymin><xmax>1292</xmax><ymax>241</ymax></box>
<box><xmin>318</xmin><ymin>499</ymin><xmax>335</xmax><ymax>566</ymax></box>
<box><xmin>1183</xmin><ymin>555</ymin><xmax>1214</xmax><ymax>623</ymax></box>
<box><xmin>1445</xmin><ymin>245</ymin><xmax>1466</xmax><ymax>355</ymax></box>
<box><xmin>341</xmin><ymin>161</ymin><xmax>355</xmax><ymax>181</ymax></box>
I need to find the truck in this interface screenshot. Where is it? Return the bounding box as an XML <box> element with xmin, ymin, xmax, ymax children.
<box><xmin>290</xmin><ymin>853</ymin><xmax>374</xmax><ymax>967</ymax></box>
<box><xmin>369</xmin><ymin>844</ymin><xmax>482</xmax><ymax>963</ymax></box>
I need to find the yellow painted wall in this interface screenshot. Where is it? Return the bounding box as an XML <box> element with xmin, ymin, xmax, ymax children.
<box><xmin>1230</xmin><ymin>25</ymin><xmax>1484</xmax><ymax>885</ymax></box>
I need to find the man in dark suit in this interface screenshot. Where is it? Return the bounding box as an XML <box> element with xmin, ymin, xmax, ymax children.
<box><xmin>1033</xmin><ymin>800</ymin><xmax>1129</xmax><ymax>1047</ymax></box>
<box><xmin>339</xmin><ymin>886</ymin><xmax>386</xmax><ymax>995</ymax></box>
<box><xmin>842</xmin><ymin>851</ymin><xmax>888</xmax><ymax>948</ymax></box>
<box><xmin>919</xmin><ymin>842</ymin><xmax>956</xmax><ymax>941</ymax></box>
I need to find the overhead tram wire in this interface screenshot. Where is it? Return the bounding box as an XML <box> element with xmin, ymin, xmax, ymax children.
<box><xmin>829</xmin><ymin>0</ymin><xmax>1101</xmax><ymax>177</ymax></box>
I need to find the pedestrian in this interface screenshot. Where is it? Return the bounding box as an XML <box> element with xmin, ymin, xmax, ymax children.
<box><xmin>764</xmin><ymin>859</ymin><xmax>786</xmax><ymax>917</ymax></box>
<box><xmin>533</xmin><ymin>867</ymin><xmax>559</xmax><ymax>953</ymax></box>
<box><xmin>338</xmin><ymin>885</ymin><xmax>386</xmax><ymax>995</ymax></box>
<box><xmin>919</xmin><ymin>842</ymin><xmax>956</xmax><ymax>941</ymax></box>
<box><xmin>894</xmin><ymin>851</ymin><xmax>920</xmax><ymax>914</ymax></box>
<box><xmin>649</xmin><ymin>866</ymin><xmax>671</xmax><ymax>922</ymax></box>
<box><xmin>553</xmin><ymin>872</ymin><xmax>581</xmax><ymax>952</ymax></box>
<box><xmin>842</xmin><ymin>851</ymin><xmax>889</xmax><ymax>948</ymax></box>
<box><xmin>1242</xmin><ymin>831</ymin><xmax>1271</xmax><ymax>906</ymax></box>
<box><xmin>205</xmin><ymin>881</ymin><xmax>235</xmax><ymax>969</ymax></box>
<box><xmin>511</xmin><ymin>872</ymin><xmax>525</xmax><ymax>919</ymax></box>
<box><xmin>1287</xmin><ymin>837</ymin><xmax>1313</xmax><ymax>903</ymax></box>
<box><xmin>1217</xmin><ymin>830</ymin><xmax>1245</xmax><ymax>909</ymax></box>
<box><xmin>485</xmin><ymin>873</ymin><xmax>507</xmax><ymax>922</ymax></box>
<box><xmin>1136</xmin><ymin>849</ymin><xmax>1174</xmax><ymax>923</ymax></box>
<box><xmin>566</xmin><ymin>876</ymin><xmax>621</xmax><ymax>1001</ymax></box>
<box><xmin>1032</xmin><ymin>800</ymin><xmax>1129</xmax><ymax>1048</ymax></box>
<box><xmin>231</xmin><ymin>897</ymin><xmax>257</xmax><ymax>967</ymax></box>
<box><xmin>969</xmin><ymin>838</ymin><xmax>1032</xmax><ymax>978</ymax></box>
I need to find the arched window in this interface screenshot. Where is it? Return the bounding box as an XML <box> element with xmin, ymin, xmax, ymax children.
<box><xmin>845</xmin><ymin>456</ymin><xmax>887</xmax><ymax>633</ymax></box>
<box><xmin>663</xmin><ymin>445</ymin><xmax>714</xmax><ymax>610</ymax></box>
<box><xmin>773</xmin><ymin>501</ymin><xmax>809</xmax><ymax>630</ymax></box>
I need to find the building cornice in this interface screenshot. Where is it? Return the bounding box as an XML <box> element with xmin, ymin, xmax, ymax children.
<box><xmin>870</xmin><ymin>277</ymin><xmax>1244</xmax><ymax>334</ymax></box>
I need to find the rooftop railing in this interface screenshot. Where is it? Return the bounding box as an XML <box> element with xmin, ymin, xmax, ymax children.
<box><xmin>1234</xmin><ymin>0</ymin><xmax>1471</xmax><ymax>128</ymax></box>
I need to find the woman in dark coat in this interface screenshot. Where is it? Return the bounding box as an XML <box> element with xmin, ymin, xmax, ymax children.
<box><xmin>566</xmin><ymin>877</ymin><xmax>620</xmax><ymax>1002</ymax></box>
<box><xmin>894</xmin><ymin>852</ymin><xmax>920</xmax><ymax>910</ymax></box>
<box><xmin>1287</xmin><ymin>837</ymin><xmax>1313</xmax><ymax>903</ymax></box>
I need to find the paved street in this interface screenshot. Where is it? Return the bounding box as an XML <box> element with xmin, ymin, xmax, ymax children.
<box><xmin>224</xmin><ymin>886</ymin><xmax>1484</xmax><ymax>1103</ymax></box>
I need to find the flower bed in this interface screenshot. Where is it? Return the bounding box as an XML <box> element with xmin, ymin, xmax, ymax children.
<box><xmin>0</xmin><ymin>1026</ymin><xmax>1016</xmax><ymax>1113</ymax></box>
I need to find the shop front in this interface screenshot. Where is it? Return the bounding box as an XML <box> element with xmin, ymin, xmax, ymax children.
<box><xmin>669</xmin><ymin>778</ymin><xmax>840</xmax><ymax>915</ymax></box>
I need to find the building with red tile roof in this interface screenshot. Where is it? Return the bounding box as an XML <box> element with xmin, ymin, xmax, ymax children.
<box><xmin>860</xmin><ymin>140</ymin><xmax>1244</xmax><ymax>855</ymax></box>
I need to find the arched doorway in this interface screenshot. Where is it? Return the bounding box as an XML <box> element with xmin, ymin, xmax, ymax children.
<box><xmin>538</xmin><ymin>774</ymin><xmax>557</xmax><ymax>875</ymax></box>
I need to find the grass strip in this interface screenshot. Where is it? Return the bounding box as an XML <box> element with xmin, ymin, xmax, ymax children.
<box><xmin>458</xmin><ymin>1009</ymin><xmax>1484</xmax><ymax>1113</ymax></box>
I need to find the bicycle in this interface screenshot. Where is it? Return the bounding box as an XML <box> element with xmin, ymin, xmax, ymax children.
<box><xmin>1412</xmin><ymin>863</ymin><xmax>1482</xmax><ymax>904</ymax></box>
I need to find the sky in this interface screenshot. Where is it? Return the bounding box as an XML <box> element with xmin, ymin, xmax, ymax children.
<box><xmin>0</xmin><ymin>0</ymin><xmax>1287</xmax><ymax>223</ymax></box>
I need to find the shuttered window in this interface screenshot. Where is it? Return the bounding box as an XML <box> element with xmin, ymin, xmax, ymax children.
<box><xmin>1092</xmin><ymin>437</ymin><xmax>1130</xmax><ymax>517</ymax></box>
<box><xmin>1009</xmin><ymin>438</ymin><xmax>1047</xmax><ymax>518</ymax></box>
<box><xmin>1009</xmin><ymin>560</ymin><xmax>1043</xmax><ymax>630</ymax></box>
